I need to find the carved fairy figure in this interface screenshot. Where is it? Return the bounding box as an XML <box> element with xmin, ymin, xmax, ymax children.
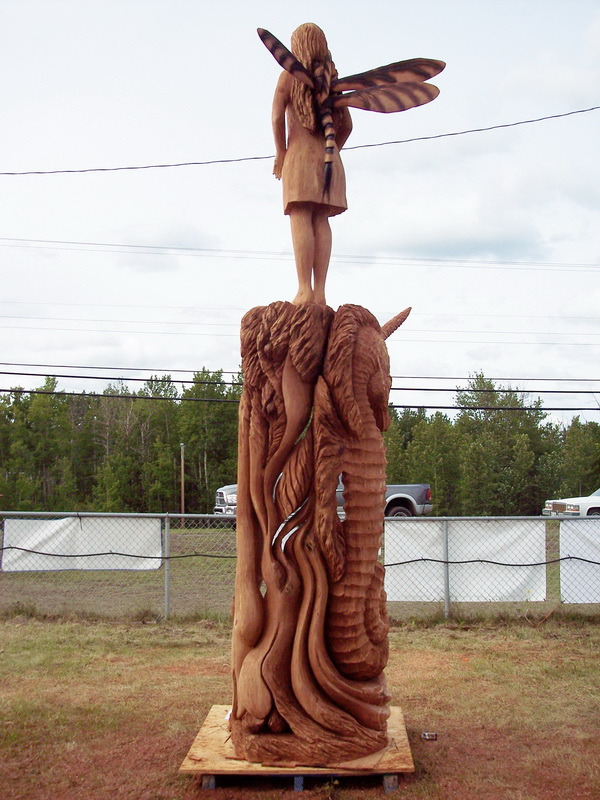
<box><xmin>269</xmin><ymin>23</ymin><xmax>351</xmax><ymax>306</ymax></box>
<box><xmin>259</xmin><ymin>23</ymin><xmax>445</xmax><ymax>307</ymax></box>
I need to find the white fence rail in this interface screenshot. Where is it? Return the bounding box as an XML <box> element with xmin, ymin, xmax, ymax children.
<box><xmin>1</xmin><ymin>512</ymin><xmax>598</xmax><ymax>619</ymax></box>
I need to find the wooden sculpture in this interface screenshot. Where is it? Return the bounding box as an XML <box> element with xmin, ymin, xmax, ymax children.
<box><xmin>231</xmin><ymin>302</ymin><xmax>411</xmax><ymax>766</ymax></box>
<box><xmin>227</xmin><ymin>23</ymin><xmax>443</xmax><ymax>769</ymax></box>
<box><xmin>260</xmin><ymin>23</ymin><xmax>445</xmax><ymax>306</ymax></box>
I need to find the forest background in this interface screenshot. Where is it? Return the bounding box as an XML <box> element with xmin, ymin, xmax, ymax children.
<box><xmin>1</xmin><ymin>371</ymin><xmax>599</xmax><ymax>517</ymax></box>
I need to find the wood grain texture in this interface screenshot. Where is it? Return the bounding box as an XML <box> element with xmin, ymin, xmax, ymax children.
<box><xmin>230</xmin><ymin>301</ymin><xmax>410</xmax><ymax>766</ymax></box>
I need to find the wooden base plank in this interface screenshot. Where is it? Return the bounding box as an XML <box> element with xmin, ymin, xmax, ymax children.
<box><xmin>179</xmin><ymin>705</ymin><xmax>414</xmax><ymax>777</ymax></box>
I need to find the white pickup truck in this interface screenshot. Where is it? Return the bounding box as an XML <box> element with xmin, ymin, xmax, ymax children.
<box><xmin>214</xmin><ymin>482</ymin><xmax>432</xmax><ymax>518</ymax></box>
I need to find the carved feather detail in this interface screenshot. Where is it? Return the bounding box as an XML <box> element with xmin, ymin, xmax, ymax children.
<box><xmin>275</xmin><ymin>429</ymin><xmax>313</xmax><ymax>520</ymax></box>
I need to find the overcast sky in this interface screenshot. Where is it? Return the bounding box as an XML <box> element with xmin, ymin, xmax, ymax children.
<box><xmin>1</xmin><ymin>0</ymin><xmax>599</xmax><ymax>424</ymax></box>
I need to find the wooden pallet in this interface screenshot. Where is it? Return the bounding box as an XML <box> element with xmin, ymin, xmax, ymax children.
<box><xmin>180</xmin><ymin>705</ymin><xmax>414</xmax><ymax>792</ymax></box>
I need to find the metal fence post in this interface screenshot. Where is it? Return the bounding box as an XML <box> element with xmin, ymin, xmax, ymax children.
<box><xmin>164</xmin><ymin>514</ymin><xmax>171</xmax><ymax>619</ymax></box>
<box><xmin>442</xmin><ymin>518</ymin><xmax>451</xmax><ymax>618</ymax></box>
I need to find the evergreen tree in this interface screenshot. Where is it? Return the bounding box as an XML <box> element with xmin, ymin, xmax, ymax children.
<box><xmin>92</xmin><ymin>383</ymin><xmax>144</xmax><ymax>511</ymax></box>
<box><xmin>455</xmin><ymin>373</ymin><xmax>544</xmax><ymax>515</ymax></box>
<box><xmin>559</xmin><ymin>417</ymin><xmax>600</xmax><ymax>497</ymax></box>
<box><xmin>179</xmin><ymin>370</ymin><xmax>241</xmax><ymax>512</ymax></box>
<box><xmin>1</xmin><ymin>367</ymin><xmax>597</xmax><ymax>517</ymax></box>
<box><xmin>384</xmin><ymin>407</ymin><xmax>427</xmax><ymax>483</ymax></box>
<box><xmin>136</xmin><ymin>376</ymin><xmax>181</xmax><ymax>511</ymax></box>
<box><xmin>403</xmin><ymin>413</ymin><xmax>460</xmax><ymax>515</ymax></box>
<box><xmin>6</xmin><ymin>379</ymin><xmax>77</xmax><ymax>510</ymax></box>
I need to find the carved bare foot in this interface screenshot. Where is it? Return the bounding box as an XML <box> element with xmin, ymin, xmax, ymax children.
<box><xmin>313</xmin><ymin>290</ymin><xmax>327</xmax><ymax>306</ymax></box>
<box><xmin>292</xmin><ymin>288</ymin><xmax>314</xmax><ymax>305</ymax></box>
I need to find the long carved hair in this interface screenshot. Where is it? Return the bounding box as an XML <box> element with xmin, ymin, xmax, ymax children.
<box><xmin>290</xmin><ymin>23</ymin><xmax>331</xmax><ymax>130</ymax></box>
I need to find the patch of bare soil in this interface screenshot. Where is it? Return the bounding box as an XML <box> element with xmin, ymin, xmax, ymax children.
<box><xmin>3</xmin><ymin>621</ymin><xmax>598</xmax><ymax>800</ymax></box>
<box><xmin>404</xmin><ymin>725</ymin><xmax>599</xmax><ymax>800</ymax></box>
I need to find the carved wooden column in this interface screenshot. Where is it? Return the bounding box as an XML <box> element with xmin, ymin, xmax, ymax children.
<box><xmin>230</xmin><ymin>301</ymin><xmax>410</xmax><ymax>767</ymax></box>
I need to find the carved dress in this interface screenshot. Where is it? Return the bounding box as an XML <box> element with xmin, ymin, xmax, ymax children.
<box><xmin>281</xmin><ymin>75</ymin><xmax>348</xmax><ymax>217</ymax></box>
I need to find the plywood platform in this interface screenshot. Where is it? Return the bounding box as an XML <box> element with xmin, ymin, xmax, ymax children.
<box><xmin>180</xmin><ymin>705</ymin><xmax>414</xmax><ymax>784</ymax></box>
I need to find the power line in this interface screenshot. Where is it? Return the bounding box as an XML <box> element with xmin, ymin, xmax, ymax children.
<box><xmin>0</xmin><ymin>323</ymin><xmax>239</xmax><ymax>337</ymax></box>
<box><xmin>1</xmin><ymin>292</ymin><xmax>599</xmax><ymax>319</ymax></box>
<box><xmin>0</xmin><ymin>314</ymin><xmax>239</xmax><ymax>328</ymax></box>
<box><xmin>1</xmin><ymin>370</ymin><xmax>599</xmax><ymax>397</ymax></box>
<box><xmin>393</xmin><ymin>376</ymin><xmax>600</xmax><ymax>383</ymax></box>
<box><xmin>0</xmin><ymin>361</ymin><xmax>597</xmax><ymax>384</ymax></box>
<box><xmin>0</xmin><ymin>388</ymin><xmax>238</xmax><ymax>403</ymax></box>
<box><xmin>0</xmin><ymin>360</ymin><xmax>241</xmax><ymax>374</ymax></box>
<box><xmin>394</xmin><ymin>387</ymin><xmax>596</xmax><ymax>396</ymax></box>
<box><xmin>0</xmin><ymin>297</ymin><xmax>245</xmax><ymax>312</ymax></box>
<box><xmin>344</xmin><ymin>106</ymin><xmax>600</xmax><ymax>151</ymax></box>
<box><xmin>1</xmin><ymin>314</ymin><xmax>598</xmax><ymax>338</ymax></box>
<box><xmin>1</xmin><ymin>387</ymin><xmax>596</xmax><ymax>413</ymax></box>
<box><xmin>1</xmin><ymin>236</ymin><xmax>599</xmax><ymax>272</ymax></box>
<box><xmin>0</xmin><ymin>154</ymin><xmax>272</xmax><ymax>177</ymax></box>
<box><xmin>3</xmin><ymin>321</ymin><xmax>600</xmax><ymax>345</ymax></box>
<box><xmin>0</xmin><ymin>370</ymin><xmax>238</xmax><ymax>387</ymax></box>
<box><xmin>1</xmin><ymin>106</ymin><xmax>597</xmax><ymax>176</ymax></box>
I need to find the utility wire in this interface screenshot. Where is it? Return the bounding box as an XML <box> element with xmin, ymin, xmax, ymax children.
<box><xmin>345</xmin><ymin>106</ymin><xmax>600</xmax><ymax>150</ymax></box>
<box><xmin>1</xmin><ymin>106</ymin><xmax>597</xmax><ymax>176</ymax></box>
<box><xmin>1</xmin><ymin>314</ymin><xmax>599</xmax><ymax>338</ymax></box>
<box><xmin>0</xmin><ymin>361</ymin><xmax>597</xmax><ymax>383</ymax></box>
<box><xmin>0</xmin><ymin>314</ymin><xmax>600</xmax><ymax>344</ymax></box>
<box><xmin>0</xmin><ymin>388</ymin><xmax>238</xmax><ymax>403</ymax></box>
<box><xmin>1</xmin><ymin>291</ymin><xmax>600</xmax><ymax>317</ymax></box>
<box><xmin>1</xmin><ymin>237</ymin><xmax>599</xmax><ymax>272</ymax></box>
<box><xmin>2</xmin><ymin>322</ymin><xmax>600</xmax><ymax>346</ymax></box>
<box><xmin>0</xmin><ymin>370</ymin><xmax>598</xmax><ymax>396</ymax></box>
<box><xmin>0</xmin><ymin>370</ymin><xmax>238</xmax><ymax>386</ymax></box>
<box><xmin>1</xmin><ymin>387</ymin><xmax>595</xmax><ymax>412</ymax></box>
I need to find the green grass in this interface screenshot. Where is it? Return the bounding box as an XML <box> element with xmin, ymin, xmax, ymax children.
<box><xmin>1</xmin><ymin>617</ymin><xmax>598</xmax><ymax>800</ymax></box>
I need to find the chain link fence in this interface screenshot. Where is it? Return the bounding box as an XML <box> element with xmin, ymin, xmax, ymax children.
<box><xmin>1</xmin><ymin>512</ymin><xmax>598</xmax><ymax>620</ymax></box>
<box><xmin>384</xmin><ymin>516</ymin><xmax>599</xmax><ymax>618</ymax></box>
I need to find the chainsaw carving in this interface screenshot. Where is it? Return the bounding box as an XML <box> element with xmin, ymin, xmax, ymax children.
<box><xmin>230</xmin><ymin>302</ymin><xmax>411</xmax><ymax>766</ymax></box>
<box><xmin>260</xmin><ymin>22</ymin><xmax>444</xmax><ymax>306</ymax></box>
<box><xmin>226</xmin><ymin>19</ymin><xmax>444</xmax><ymax>770</ymax></box>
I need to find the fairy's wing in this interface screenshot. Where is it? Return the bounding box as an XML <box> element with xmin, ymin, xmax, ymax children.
<box><xmin>333</xmin><ymin>58</ymin><xmax>445</xmax><ymax>91</ymax></box>
<box><xmin>257</xmin><ymin>30</ymin><xmax>444</xmax><ymax>114</ymax></box>
<box><xmin>331</xmin><ymin>81</ymin><xmax>440</xmax><ymax>113</ymax></box>
<box><xmin>257</xmin><ymin>28</ymin><xmax>314</xmax><ymax>88</ymax></box>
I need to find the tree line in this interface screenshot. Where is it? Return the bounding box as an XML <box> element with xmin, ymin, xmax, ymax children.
<box><xmin>0</xmin><ymin>371</ymin><xmax>598</xmax><ymax>515</ymax></box>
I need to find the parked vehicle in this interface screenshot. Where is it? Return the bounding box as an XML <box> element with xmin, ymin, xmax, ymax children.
<box><xmin>213</xmin><ymin>484</ymin><xmax>238</xmax><ymax>517</ymax></box>
<box><xmin>214</xmin><ymin>482</ymin><xmax>432</xmax><ymax>518</ymax></box>
<box><xmin>542</xmin><ymin>489</ymin><xmax>600</xmax><ymax>517</ymax></box>
<box><xmin>381</xmin><ymin>483</ymin><xmax>432</xmax><ymax>517</ymax></box>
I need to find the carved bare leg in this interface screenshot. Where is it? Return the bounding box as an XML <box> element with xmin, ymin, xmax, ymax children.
<box><xmin>289</xmin><ymin>204</ymin><xmax>315</xmax><ymax>304</ymax></box>
<box><xmin>312</xmin><ymin>209</ymin><xmax>331</xmax><ymax>306</ymax></box>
